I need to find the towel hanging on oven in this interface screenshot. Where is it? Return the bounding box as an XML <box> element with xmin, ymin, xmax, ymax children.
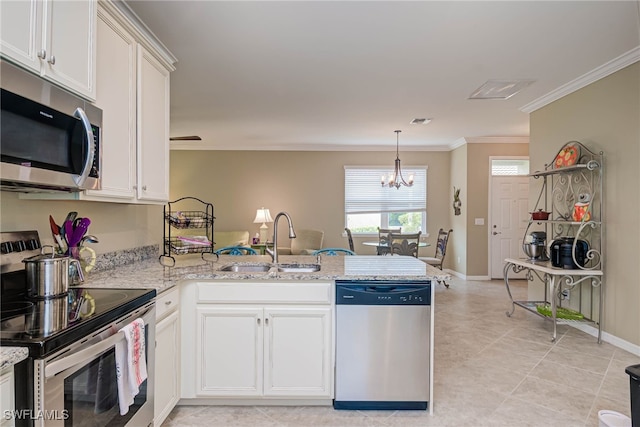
<box><xmin>115</xmin><ymin>318</ymin><xmax>147</xmax><ymax>415</ymax></box>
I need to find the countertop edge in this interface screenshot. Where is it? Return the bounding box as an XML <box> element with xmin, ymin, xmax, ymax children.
<box><xmin>0</xmin><ymin>347</ymin><xmax>29</xmax><ymax>370</ymax></box>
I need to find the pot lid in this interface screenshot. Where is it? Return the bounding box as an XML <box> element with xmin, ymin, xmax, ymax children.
<box><xmin>22</xmin><ymin>253</ymin><xmax>69</xmax><ymax>263</ymax></box>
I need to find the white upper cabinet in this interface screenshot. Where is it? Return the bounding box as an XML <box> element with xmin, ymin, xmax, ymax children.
<box><xmin>0</xmin><ymin>0</ymin><xmax>97</xmax><ymax>100</ymax></box>
<box><xmin>137</xmin><ymin>45</ymin><xmax>170</xmax><ymax>202</ymax></box>
<box><xmin>20</xmin><ymin>0</ymin><xmax>175</xmax><ymax>204</ymax></box>
<box><xmin>87</xmin><ymin>6</ymin><xmax>137</xmax><ymax>200</ymax></box>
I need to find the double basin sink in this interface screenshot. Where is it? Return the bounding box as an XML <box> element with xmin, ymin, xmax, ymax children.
<box><xmin>220</xmin><ymin>263</ymin><xmax>321</xmax><ymax>273</ymax></box>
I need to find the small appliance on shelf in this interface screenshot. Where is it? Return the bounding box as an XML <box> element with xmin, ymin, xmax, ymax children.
<box><xmin>523</xmin><ymin>231</ymin><xmax>548</xmax><ymax>261</ymax></box>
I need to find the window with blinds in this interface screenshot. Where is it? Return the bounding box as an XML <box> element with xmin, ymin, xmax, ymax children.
<box><xmin>344</xmin><ymin>166</ymin><xmax>427</xmax><ymax>234</ymax></box>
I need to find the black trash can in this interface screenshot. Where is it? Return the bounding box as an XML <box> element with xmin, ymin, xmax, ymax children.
<box><xmin>627</xmin><ymin>364</ymin><xmax>640</xmax><ymax>427</ymax></box>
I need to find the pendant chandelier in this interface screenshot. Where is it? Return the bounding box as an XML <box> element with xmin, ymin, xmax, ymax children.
<box><xmin>381</xmin><ymin>130</ymin><xmax>414</xmax><ymax>189</ymax></box>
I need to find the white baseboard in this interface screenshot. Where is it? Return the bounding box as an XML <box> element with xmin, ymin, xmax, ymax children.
<box><xmin>568</xmin><ymin>323</ymin><xmax>640</xmax><ymax>357</ymax></box>
<box><xmin>444</xmin><ymin>269</ymin><xmax>489</xmax><ymax>281</ymax></box>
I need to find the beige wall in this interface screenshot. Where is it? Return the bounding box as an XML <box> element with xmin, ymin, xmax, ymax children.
<box><xmin>450</xmin><ymin>145</ymin><xmax>467</xmax><ymax>275</ymax></box>
<box><xmin>0</xmin><ymin>193</ymin><xmax>162</xmax><ymax>254</ymax></box>
<box><xmin>530</xmin><ymin>62</ymin><xmax>640</xmax><ymax>346</ymax></box>
<box><xmin>449</xmin><ymin>142</ymin><xmax>529</xmax><ymax>277</ymax></box>
<box><xmin>170</xmin><ymin>150</ymin><xmax>451</xmax><ymax>256</ymax></box>
<box><xmin>466</xmin><ymin>143</ymin><xmax>529</xmax><ymax>277</ymax></box>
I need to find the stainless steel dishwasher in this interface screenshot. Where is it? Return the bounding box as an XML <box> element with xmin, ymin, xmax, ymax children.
<box><xmin>334</xmin><ymin>280</ymin><xmax>431</xmax><ymax>410</ymax></box>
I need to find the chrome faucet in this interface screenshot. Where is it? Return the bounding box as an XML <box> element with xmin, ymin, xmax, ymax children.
<box><xmin>266</xmin><ymin>212</ymin><xmax>296</xmax><ymax>264</ymax></box>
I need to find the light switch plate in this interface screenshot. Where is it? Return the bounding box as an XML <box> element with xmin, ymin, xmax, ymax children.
<box><xmin>474</xmin><ymin>218</ymin><xmax>485</xmax><ymax>225</ymax></box>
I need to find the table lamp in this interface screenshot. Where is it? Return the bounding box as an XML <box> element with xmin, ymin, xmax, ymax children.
<box><xmin>253</xmin><ymin>207</ymin><xmax>273</xmax><ymax>243</ymax></box>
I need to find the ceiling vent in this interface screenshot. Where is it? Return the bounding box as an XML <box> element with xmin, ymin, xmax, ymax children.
<box><xmin>410</xmin><ymin>118</ymin><xmax>432</xmax><ymax>125</ymax></box>
<box><xmin>469</xmin><ymin>79</ymin><xmax>535</xmax><ymax>100</ymax></box>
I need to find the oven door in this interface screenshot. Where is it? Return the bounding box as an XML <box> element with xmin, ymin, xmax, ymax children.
<box><xmin>33</xmin><ymin>302</ymin><xmax>155</xmax><ymax>427</ymax></box>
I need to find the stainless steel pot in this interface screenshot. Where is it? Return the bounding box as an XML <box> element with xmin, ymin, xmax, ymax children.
<box><xmin>22</xmin><ymin>246</ymin><xmax>81</xmax><ymax>298</ymax></box>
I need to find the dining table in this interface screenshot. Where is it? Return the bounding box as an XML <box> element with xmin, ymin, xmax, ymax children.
<box><xmin>362</xmin><ymin>241</ymin><xmax>430</xmax><ymax>255</ymax></box>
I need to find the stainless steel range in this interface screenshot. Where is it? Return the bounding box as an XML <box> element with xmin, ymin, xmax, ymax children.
<box><xmin>1</xmin><ymin>231</ymin><xmax>156</xmax><ymax>427</ymax></box>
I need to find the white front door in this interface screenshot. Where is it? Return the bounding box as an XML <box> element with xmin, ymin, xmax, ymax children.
<box><xmin>490</xmin><ymin>176</ymin><xmax>529</xmax><ymax>279</ymax></box>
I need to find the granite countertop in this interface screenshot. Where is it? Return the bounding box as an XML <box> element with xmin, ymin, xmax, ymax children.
<box><xmin>1</xmin><ymin>347</ymin><xmax>29</xmax><ymax>370</ymax></box>
<box><xmin>0</xmin><ymin>255</ymin><xmax>447</xmax><ymax>367</ymax></box>
<box><xmin>80</xmin><ymin>254</ymin><xmax>449</xmax><ymax>294</ymax></box>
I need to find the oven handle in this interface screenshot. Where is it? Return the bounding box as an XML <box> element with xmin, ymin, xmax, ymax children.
<box><xmin>44</xmin><ymin>330</ymin><xmax>125</xmax><ymax>379</ymax></box>
<box><xmin>44</xmin><ymin>302</ymin><xmax>156</xmax><ymax>379</ymax></box>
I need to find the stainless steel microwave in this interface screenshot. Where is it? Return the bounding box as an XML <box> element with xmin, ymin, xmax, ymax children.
<box><xmin>0</xmin><ymin>61</ymin><xmax>102</xmax><ymax>193</ymax></box>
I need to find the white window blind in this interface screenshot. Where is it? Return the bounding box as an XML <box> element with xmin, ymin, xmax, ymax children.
<box><xmin>344</xmin><ymin>166</ymin><xmax>427</xmax><ymax>214</ymax></box>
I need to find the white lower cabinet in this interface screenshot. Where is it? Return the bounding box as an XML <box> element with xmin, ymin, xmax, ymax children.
<box><xmin>0</xmin><ymin>366</ymin><xmax>15</xmax><ymax>427</ymax></box>
<box><xmin>154</xmin><ymin>288</ymin><xmax>180</xmax><ymax>426</ymax></box>
<box><xmin>182</xmin><ymin>281</ymin><xmax>334</xmax><ymax>401</ymax></box>
<box><xmin>197</xmin><ymin>306</ymin><xmax>332</xmax><ymax>397</ymax></box>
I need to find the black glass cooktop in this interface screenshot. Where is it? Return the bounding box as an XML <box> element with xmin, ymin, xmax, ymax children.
<box><xmin>0</xmin><ymin>287</ymin><xmax>156</xmax><ymax>358</ymax></box>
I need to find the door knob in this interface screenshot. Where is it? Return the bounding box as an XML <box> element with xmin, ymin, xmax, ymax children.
<box><xmin>492</xmin><ymin>231</ymin><xmax>502</xmax><ymax>235</ymax></box>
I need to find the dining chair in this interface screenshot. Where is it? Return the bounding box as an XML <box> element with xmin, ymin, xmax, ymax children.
<box><xmin>420</xmin><ymin>228</ymin><xmax>453</xmax><ymax>287</ymax></box>
<box><xmin>377</xmin><ymin>227</ymin><xmax>401</xmax><ymax>255</ymax></box>
<box><xmin>312</xmin><ymin>248</ymin><xmax>356</xmax><ymax>256</ymax></box>
<box><xmin>389</xmin><ymin>231</ymin><xmax>422</xmax><ymax>258</ymax></box>
<box><xmin>214</xmin><ymin>245</ymin><xmax>258</xmax><ymax>255</ymax></box>
<box><xmin>344</xmin><ymin>228</ymin><xmax>355</xmax><ymax>252</ymax></box>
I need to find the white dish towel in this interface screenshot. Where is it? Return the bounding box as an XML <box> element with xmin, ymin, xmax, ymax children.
<box><xmin>115</xmin><ymin>318</ymin><xmax>147</xmax><ymax>415</ymax></box>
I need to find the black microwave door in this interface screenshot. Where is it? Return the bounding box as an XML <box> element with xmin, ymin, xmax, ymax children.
<box><xmin>0</xmin><ymin>88</ymin><xmax>81</xmax><ymax>175</ymax></box>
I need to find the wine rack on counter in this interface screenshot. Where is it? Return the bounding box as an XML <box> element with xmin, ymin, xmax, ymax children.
<box><xmin>160</xmin><ymin>197</ymin><xmax>216</xmax><ymax>266</ymax></box>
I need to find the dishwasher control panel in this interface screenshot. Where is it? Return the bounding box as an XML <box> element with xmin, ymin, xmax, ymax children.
<box><xmin>335</xmin><ymin>281</ymin><xmax>431</xmax><ymax>306</ymax></box>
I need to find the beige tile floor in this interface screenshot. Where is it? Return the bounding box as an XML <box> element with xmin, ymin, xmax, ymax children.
<box><xmin>162</xmin><ymin>278</ymin><xmax>639</xmax><ymax>426</ymax></box>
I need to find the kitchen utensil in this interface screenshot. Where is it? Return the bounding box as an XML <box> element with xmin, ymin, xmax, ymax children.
<box><xmin>530</xmin><ymin>209</ymin><xmax>551</xmax><ymax>220</ymax></box>
<box><xmin>64</xmin><ymin>211</ymin><xmax>78</xmax><ymax>225</ymax></box>
<box><xmin>22</xmin><ymin>246</ymin><xmax>82</xmax><ymax>298</ymax></box>
<box><xmin>79</xmin><ymin>234</ymin><xmax>99</xmax><ymax>246</ymax></box>
<box><xmin>67</xmin><ymin>218</ymin><xmax>91</xmax><ymax>248</ymax></box>
<box><xmin>49</xmin><ymin>215</ymin><xmax>66</xmax><ymax>252</ymax></box>
<box><xmin>63</xmin><ymin>220</ymin><xmax>74</xmax><ymax>247</ymax></box>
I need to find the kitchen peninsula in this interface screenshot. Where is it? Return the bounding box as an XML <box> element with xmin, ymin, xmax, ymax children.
<box><xmin>82</xmin><ymin>254</ymin><xmax>445</xmax><ymax>421</ymax></box>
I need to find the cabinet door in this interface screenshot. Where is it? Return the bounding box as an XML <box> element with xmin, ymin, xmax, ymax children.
<box><xmin>264</xmin><ymin>307</ymin><xmax>332</xmax><ymax>397</ymax></box>
<box><xmin>154</xmin><ymin>310</ymin><xmax>179</xmax><ymax>426</ymax></box>
<box><xmin>196</xmin><ymin>306</ymin><xmax>263</xmax><ymax>396</ymax></box>
<box><xmin>137</xmin><ymin>45</ymin><xmax>170</xmax><ymax>203</ymax></box>
<box><xmin>42</xmin><ymin>0</ymin><xmax>96</xmax><ymax>99</ymax></box>
<box><xmin>0</xmin><ymin>367</ymin><xmax>15</xmax><ymax>427</ymax></box>
<box><xmin>86</xmin><ymin>6</ymin><xmax>136</xmax><ymax>201</ymax></box>
<box><xmin>0</xmin><ymin>0</ymin><xmax>41</xmax><ymax>72</ymax></box>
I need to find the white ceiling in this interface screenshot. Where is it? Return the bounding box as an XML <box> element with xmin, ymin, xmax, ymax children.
<box><xmin>125</xmin><ymin>1</ymin><xmax>640</xmax><ymax>151</ymax></box>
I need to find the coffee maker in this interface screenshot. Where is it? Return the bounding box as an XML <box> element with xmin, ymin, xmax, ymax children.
<box><xmin>523</xmin><ymin>231</ymin><xmax>548</xmax><ymax>261</ymax></box>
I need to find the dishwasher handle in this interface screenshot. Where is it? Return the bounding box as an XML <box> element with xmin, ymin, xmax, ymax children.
<box><xmin>365</xmin><ymin>286</ymin><xmax>397</xmax><ymax>293</ymax></box>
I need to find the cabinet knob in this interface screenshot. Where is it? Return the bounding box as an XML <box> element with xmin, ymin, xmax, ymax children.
<box><xmin>142</xmin><ymin>185</ymin><xmax>147</xmax><ymax>191</ymax></box>
<box><xmin>37</xmin><ymin>49</ymin><xmax>46</xmax><ymax>59</ymax></box>
<box><xmin>165</xmin><ymin>301</ymin><xmax>172</xmax><ymax>305</ymax></box>
<box><xmin>48</xmin><ymin>55</ymin><xmax>56</xmax><ymax>65</ymax></box>
<box><xmin>257</xmin><ymin>318</ymin><xmax>261</xmax><ymax>325</ymax></box>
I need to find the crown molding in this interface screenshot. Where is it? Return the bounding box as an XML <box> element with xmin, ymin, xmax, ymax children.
<box><xmin>449</xmin><ymin>136</ymin><xmax>529</xmax><ymax>150</ymax></box>
<box><xmin>520</xmin><ymin>46</ymin><xmax>640</xmax><ymax>113</ymax></box>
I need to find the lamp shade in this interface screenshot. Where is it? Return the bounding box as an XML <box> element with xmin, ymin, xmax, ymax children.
<box><xmin>253</xmin><ymin>208</ymin><xmax>273</xmax><ymax>224</ymax></box>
